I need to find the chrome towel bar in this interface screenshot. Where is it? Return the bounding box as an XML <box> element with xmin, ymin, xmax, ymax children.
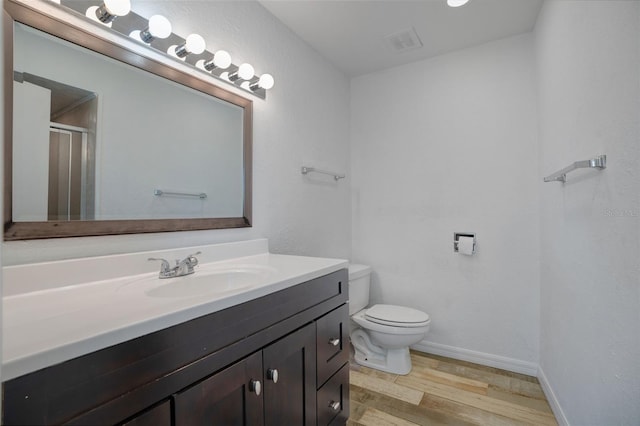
<box><xmin>154</xmin><ymin>189</ymin><xmax>207</xmax><ymax>199</ymax></box>
<box><xmin>543</xmin><ymin>155</ymin><xmax>606</xmax><ymax>183</ymax></box>
<box><xmin>301</xmin><ymin>166</ymin><xmax>345</xmax><ymax>181</ymax></box>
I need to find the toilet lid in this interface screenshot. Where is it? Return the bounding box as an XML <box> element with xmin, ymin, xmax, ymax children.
<box><xmin>365</xmin><ymin>304</ymin><xmax>430</xmax><ymax>327</ymax></box>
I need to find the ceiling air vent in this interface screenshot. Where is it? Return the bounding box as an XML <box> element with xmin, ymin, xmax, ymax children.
<box><xmin>384</xmin><ymin>27</ymin><xmax>423</xmax><ymax>53</ymax></box>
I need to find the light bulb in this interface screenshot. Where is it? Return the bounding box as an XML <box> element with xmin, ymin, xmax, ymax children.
<box><xmin>148</xmin><ymin>15</ymin><xmax>172</xmax><ymax>39</ymax></box>
<box><xmin>228</xmin><ymin>63</ymin><xmax>255</xmax><ymax>83</ymax></box>
<box><xmin>250</xmin><ymin>73</ymin><xmax>275</xmax><ymax>92</ymax></box>
<box><xmin>185</xmin><ymin>34</ymin><xmax>206</xmax><ymax>55</ymax></box>
<box><xmin>447</xmin><ymin>0</ymin><xmax>470</xmax><ymax>7</ymax></box>
<box><xmin>169</xmin><ymin>34</ymin><xmax>206</xmax><ymax>59</ymax></box>
<box><xmin>212</xmin><ymin>50</ymin><xmax>232</xmax><ymax>69</ymax></box>
<box><xmin>258</xmin><ymin>74</ymin><xmax>274</xmax><ymax>90</ymax></box>
<box><xmin>86</xmin><ymin>0</ymin><xmax>130</xmax><ymax>25</ymax></box>
<box><xmin>197</xmin><ymin>50</ymin><xmax>233</xmax><ymax>72</ymax></box>
<box><xmin>133</xmin><ymin>15</ymin><xmax>172</xmax><ymax>43</ymax></box>
<box><xmin>103</xmin><ymin>0</ymin><xmax>131</xmax><ymax>16</ymax></box>
<box><xmin>237</xmin><ymin>63</ymin><xmax>255</xmax><ymax>80</ymax></box>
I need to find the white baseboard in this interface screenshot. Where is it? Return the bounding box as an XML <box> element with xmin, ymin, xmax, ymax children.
<box><xmin>411</xmin><ymin>340</ymin><xmax>539</xmax><ymax>376</ymax></box>
<box><xmin>411</xmin><ymin>340</ymin><xmax>569</xmax><ymax>424</ymax></box>
<box><xmin>537</xmin><ymin>366</ymin><xmax>570</xmax><ymax>426</ymax></box>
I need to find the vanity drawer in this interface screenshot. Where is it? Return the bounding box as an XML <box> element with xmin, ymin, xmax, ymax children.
<box><xmin>316</xmin><ymin>304</ymin><xmax>349</xmax><ymax>387</ymax></box>
<box><xmin>317</xmin><ymin>365</ymin><xmax>349</xmax><ymax>426</ymax></box>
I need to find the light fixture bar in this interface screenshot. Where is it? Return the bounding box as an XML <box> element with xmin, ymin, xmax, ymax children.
<box><xmin>61</xmin><ymin>0</ymin><xmax>273</xmax><ymax>100</ymax></box>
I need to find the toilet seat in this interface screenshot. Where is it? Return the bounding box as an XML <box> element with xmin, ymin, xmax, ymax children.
<box><xmin>364</xmin><ymin>304</ymin><xmax>430</xmax><ymax>328</ymax></box>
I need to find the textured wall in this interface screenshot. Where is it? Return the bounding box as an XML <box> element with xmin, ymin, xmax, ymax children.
<box><xmin>350</xmin><ymin>34</ymin><xmax>540</xmax><ymax>366</ymax></box>
<box><xmin>536</xmin><ymin>1</ymin><xmax>640</xmax><ymax>424</ymax></box>
<box><xmin>3</xmin><ymin>1</ymin><xmax>351</xmax><ymax>264</ymax></box>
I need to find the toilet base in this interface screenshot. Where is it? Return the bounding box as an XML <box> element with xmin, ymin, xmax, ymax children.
<box><xmin>350</xmin><ymin>329</ymin><xmax>412</xmax><ymax>375</ymax></box>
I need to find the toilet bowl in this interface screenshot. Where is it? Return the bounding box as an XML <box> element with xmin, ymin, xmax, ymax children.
<box><xmin>348</xmin><ymin>265</ymin><xmax>431</xmax><ymax>375</ymax></box>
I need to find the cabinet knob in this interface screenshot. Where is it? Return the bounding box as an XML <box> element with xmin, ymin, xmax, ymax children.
<box><xmin>267</xmin><ymin>368</ymin><xmax>279</xmax><ymax>383</ymax></box>
<box><xmin>329</xmin><ymin>338</ymin><xmax>340</xmax><ymax>346</ymax></box>
<box><xmin>250</xmin><ymin>379</ymin><xmax>261</xmax><ymax>396</ymax></box>
<box><xmin>329</xmin><ymin>401</ymin><xmax>341</xmax><ymax>411</ymax></box>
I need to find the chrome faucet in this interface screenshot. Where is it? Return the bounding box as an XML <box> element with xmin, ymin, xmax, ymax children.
<box><xmin>148</xmin><ymin>251</ymin><xmax>201</xmax><ymax>279</ymax></box>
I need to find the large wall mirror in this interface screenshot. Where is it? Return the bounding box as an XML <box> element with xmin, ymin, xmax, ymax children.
<box><xmin>4</xmin><ymin>0</ymin><xmax>253</xmax><ymax>240</ymax></box>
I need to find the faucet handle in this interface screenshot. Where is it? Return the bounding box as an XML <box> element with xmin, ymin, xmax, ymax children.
<box><xmin>185</xmin><ymin>251</ymin><xmax>201</xmax><ymax>266</ymax></box>
<box><xmin>148</xmin><ymin>257</ymin><xmax>171</xmax><ymax>272</ymax></box>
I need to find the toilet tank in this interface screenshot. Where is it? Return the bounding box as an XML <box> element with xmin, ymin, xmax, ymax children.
<box><xmin>348</xmin><ymin>264</ymin><xmax>372</xmax><ymax>315</ymax></box>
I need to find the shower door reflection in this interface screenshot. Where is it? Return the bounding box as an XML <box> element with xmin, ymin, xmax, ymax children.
<box><xmin>48</xmin><ymin>126</ymin><xmax>92</xmax><ymax>221</ymax></box>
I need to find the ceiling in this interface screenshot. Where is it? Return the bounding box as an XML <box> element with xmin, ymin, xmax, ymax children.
<box><xmin>260</xmin><ymin>0</ymin><xmax>544</xmax><ymax>77</ymax></box>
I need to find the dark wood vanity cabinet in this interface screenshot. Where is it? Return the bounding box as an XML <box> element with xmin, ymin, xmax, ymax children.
<box><xmin>2</xmin><ymin>269</ymin><xmax>349</xmax><ymax>426</ymax></box>
<box><xmin>174</xmin><ymin>324</ymin><xmax>316</xmax><ymax>426</ymax></box>
<box><xmin>171</xmin><ymin>306</ymin><xmax>348</xmax><ymax>426</ymax></box>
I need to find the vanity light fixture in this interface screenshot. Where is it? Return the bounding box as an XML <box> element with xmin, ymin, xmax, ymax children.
<box><xmin>196</xmin><ymin>50</ymin><xmax>232</xmax><ymax>72</ymax></box>
<box><xmin>85</xmin><ymin>0</ymin><xmax>131</xmax><ymax>26</ymax></box>
<box><xmin>130</xmin><ymin>15</ymin><xmax>172</xmax><ymax>44</ymax></box>
<box><xmin>168</xmin><ymin>33</ymin><xmax>206</xmax><ymax>59</ymax></box>
<box><xmin>228</xmin><ymin>63</ymin><xmax>255</xmax><ymax>83</ymax></box>
<box><xmin>447</xmin><ymin>0</ymin><xmax>471</xmax><ymax>7</ymax></box>
<box><xmin>75</xmin><ymin>2</ymin><xmax>274</xmax><ymax>99</ymax></box>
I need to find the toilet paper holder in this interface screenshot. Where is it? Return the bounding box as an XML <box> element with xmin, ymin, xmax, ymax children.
<box><xmin>453</xmin><ymin>233</ymin><xmax>476</xmax><ymax>253</ymax></box>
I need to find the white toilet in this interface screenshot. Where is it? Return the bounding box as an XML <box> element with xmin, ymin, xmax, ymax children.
<box><xmin>348</xmin><ymin>264</ymin><xmax>431</xmax><ymax>375</ymax></box>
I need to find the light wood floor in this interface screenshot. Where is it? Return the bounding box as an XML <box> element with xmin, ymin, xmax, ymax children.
<box><xmin>347</xmin><ymin>351</ymin><xmax>558</xmax><ymax>426</ymax></box>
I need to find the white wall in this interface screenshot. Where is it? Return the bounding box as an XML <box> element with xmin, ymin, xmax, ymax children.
<box><xmin>3</xmin><ymin>1</ymin><xmax>351</xmax><ymax>264</ymax></box>
<box><xmin>351</xmin><ymin>34</ymin><xmax>540</xmax><ymax>368</ymax></box>
<box><xmin>535</xmin><ymin>1</ymin><xmax>640</xmax><ymax>424</ymax></box>
<box><xmin>12</xmin><ymin>81</ymin><xmax>50</xmax><ymax>221</ymax></box>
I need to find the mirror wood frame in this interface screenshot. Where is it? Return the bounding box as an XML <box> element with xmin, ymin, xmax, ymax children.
<box><xmin>3</xmin><ymin>0</ymin><xmax>253</xmax><ymax>241</ymax></box>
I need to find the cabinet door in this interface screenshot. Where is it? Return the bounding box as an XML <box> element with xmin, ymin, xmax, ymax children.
<box><xmin>174</xmin><ymin>351</ymin><xmax>264</xmax><ymax>426</ymax></box>
<box><xmin>263</xmin><ymin>323</ymin><xmax>317</xmax><ymax>426</ymax></box>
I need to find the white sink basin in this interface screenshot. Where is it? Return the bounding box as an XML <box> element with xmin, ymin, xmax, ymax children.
<box><xmin>120</xmin><ymin>264</ymin><xmax>278</xmax><ymax>298</ymax></box>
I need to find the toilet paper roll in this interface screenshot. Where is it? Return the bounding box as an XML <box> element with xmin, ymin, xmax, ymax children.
<box><xmin>457</xmin><ymin>236</ymin><xmax>475</xmax><ymax>256</ymax></box>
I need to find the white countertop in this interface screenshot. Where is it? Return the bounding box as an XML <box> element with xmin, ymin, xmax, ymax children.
<box><xmin>2</xmin><ymin>240</ymin><xmax>348</xmax><ymax>381</ymax></box>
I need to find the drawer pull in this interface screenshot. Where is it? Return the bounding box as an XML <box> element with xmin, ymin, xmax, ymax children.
<box><xmin>267</xmin><ymin>368</ymin><xmax>279</xmax><ymax>383</ymax></box>
<box><xmin>250</xmin><ymin>379</ymin><xmax>261</xmax><ymax>396</ymax></box>
<box><xmin>329</xmin><ymin>401</ymin><xmax>341</xmax><ymax>411</ymax></box>
<box><xmin>329</xmin><ymin>338</ymin><xmax>340</xmax><ymax>346</ymax></box>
